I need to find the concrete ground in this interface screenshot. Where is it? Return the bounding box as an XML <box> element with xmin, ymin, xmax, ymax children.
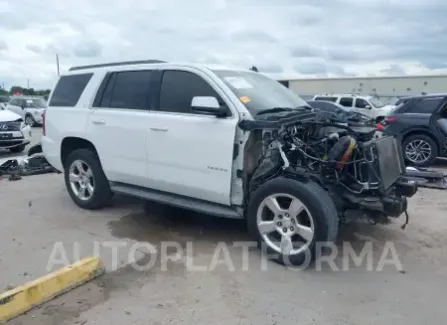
<box><xmin>1</xmin><ymin>129</ymin><xmax>447</xmax><ymax>324</ymax></box>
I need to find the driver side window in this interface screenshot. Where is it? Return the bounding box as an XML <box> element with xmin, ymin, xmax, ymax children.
<box><xmin>159</xmin><ymin>70</ymin><xmax>227</xmax><ymax>115</ymax></box>
<box><xmin>355</xmin><ymin>98</ymin><xmax>369</xmax><ymax>108</ymax></box>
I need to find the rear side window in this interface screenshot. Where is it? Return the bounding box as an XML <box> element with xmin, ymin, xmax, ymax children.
<box><xmin>314</xmin><ymin>96</ymin><xmax>337</xmax><ymax>102</ymax></box>
<box><xmin>405</xmin><ymin>97</ymin><xmax>443</xmax><ymax>114</ymax></box>
<box><xmin>49</xmin><ymin>73</ymin><xmax>93</xmax><ymax>107</ymax></box>
<box><xmin>339</xmin><ymin>97</ymin><xmax>353</xmax><ymax>107</ymax></box>
<box><xmin>108</xmin><ymin>70</ymin><xmax>152</xmax><ymax>109</ymax></box>
<box><xmin>159</xmin><ymin>70</ymin><xmax>221</xmax><ymax>114</ymax></box>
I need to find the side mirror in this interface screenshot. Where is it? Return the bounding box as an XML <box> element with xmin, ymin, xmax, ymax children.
<box><xmin>365</xmin><ymin>105</ymin><xmax>372</xmax><ymax>109</ymax></box>
<box><xmin>191</xmin><ymin>96</ymin><xmax>227</xmax><ymax>117</ymax></box>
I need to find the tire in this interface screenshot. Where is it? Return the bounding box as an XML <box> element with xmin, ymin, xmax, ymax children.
<box><xmin>247</xmin><ymin>177</ymin><xmax>339</xmax><ymax>267</ymax></box>
<box><xmin>64</xmin><ymin>148</ymin><xmax>112</xmax><ymax>210</ymax></box>
<box><xmin>402</xmin><ymin>134</ymin><xmax>438</xmax><ymax>167</ymax></box>
<box><xmin>25</xmin><ymin>114</ymin><xmax>35</xmax><ymax>127</ymax></box>
<box><xmin>9</xmin><ymin>145</ymin><xmax>25</xmax><ymax>153</ymax></box>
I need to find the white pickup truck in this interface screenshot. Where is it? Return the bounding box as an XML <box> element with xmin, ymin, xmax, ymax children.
<box><xmin>42</xmin><ymin>60</ymin><xmax>417</xmax><ymax>266</ymax></box>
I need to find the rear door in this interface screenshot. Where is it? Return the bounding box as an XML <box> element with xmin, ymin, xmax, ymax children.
<box><xmin>86</xmin><ymin>69</ymin><xmax>154</xmax><ymax>187</ymax></box>
<box><xmin>145</xmin><ymin>68</ymin><xmax>239</xmax><ymax>205</ymax></box>
<box><xmin>338</xmin><ymin>97</ymin><xmax>354</xmax><ymax>109</ymax></box>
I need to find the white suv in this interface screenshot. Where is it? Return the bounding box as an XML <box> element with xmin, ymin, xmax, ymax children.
<box><xmin>313</xmin><ymin>94</ymin><xmax>395</xmax><ymax>121</ymax></box>
<box><xmin>42</xmin><ymin>60</ymin><xmax>414</xmax><ymax>265</ymax></box>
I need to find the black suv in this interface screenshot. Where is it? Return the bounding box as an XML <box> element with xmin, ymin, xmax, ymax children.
<box><xmin>381</xmin><ymin>94</ymin><xmax>447</xmax><ymax>166</ymax></box>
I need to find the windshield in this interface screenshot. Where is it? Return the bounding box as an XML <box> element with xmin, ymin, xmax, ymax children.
<box><xmin>24</xmin><ymin>98</ymin><xmax>47</xmax><ymax>108</ymax></box>
<box><xmin>368</xmin><ymin>97</ymin><xmax>385</xmax><ymax>108</ymax></box>
<box><xmin>212</xmin><ymin>70</ymin><xmax>308</xmax><ymax>115</ymax></box>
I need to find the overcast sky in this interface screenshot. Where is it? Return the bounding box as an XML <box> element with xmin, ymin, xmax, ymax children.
<box><xmin>0</xmin><ymin>0</ymin><xmax>446</xmax><ymax>89</ymax></box>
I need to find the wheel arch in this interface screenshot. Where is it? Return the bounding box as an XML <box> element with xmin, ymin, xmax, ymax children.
<box><xmin>401</xmin><ymin>129</ymin><xmax>441</xmax><ymax>152</ymax></box>
<box><xmin>60</xmin><ymin>137</ymin><xmax>99</xmax><ymax>168</ymax></box>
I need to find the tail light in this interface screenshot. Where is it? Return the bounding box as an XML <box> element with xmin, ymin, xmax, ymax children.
<box><xmin>376</xmin><ymin>123</ymin><xmax>385</xmax><ymax>131</ymax></box>
<box><xmin>42</xmin><ymin>110</ymin><xmax>46</xmax><ymax>136</ymax></box>
<box><xmin>384</xmin><ymin>116</ymin><xmax>396</xmax><ymax>123</ymax></box>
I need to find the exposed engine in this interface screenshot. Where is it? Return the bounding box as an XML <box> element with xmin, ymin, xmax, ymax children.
<box><xmin>240</xmin><ymin>109</ymin><xmax>417</xmax><ymax>225</ymax></box>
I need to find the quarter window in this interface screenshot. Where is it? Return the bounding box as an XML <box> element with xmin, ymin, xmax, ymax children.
<box><xmin>49</xmin><ymin>73</ymin><xmax>93</xmax><ymax>107</ymax></box>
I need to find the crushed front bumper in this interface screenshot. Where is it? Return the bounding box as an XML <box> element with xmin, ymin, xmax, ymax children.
<box><xmin>0</xmin><ymin>123</ymin><xmax>32</xmax><ymax>149</ymax></box>
<box><xmin>342</xmin><ymin>177</ymin><xmax>418</xmax><ymax>218</ymax></box>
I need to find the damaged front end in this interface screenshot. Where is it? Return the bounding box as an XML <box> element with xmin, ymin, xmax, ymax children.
<box><xmin>240</xmin><ymin>109</ymin><xmax>418</xmax><ymax>227</ymax></box>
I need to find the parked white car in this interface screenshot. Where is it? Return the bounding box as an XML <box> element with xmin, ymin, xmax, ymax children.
<box><xmin>5</xmin><ymin>97</ymin><xmax>47</xmax><ymax>126</ymax></box>
<box><xmin>0</xmin><ymin>109</ymin><xmax>32</xmax><ymax>153</ymax></box>
<box><xmin>42</xmin><ymin>60</ymin><xmax>413</xmax><ymax>266</ymax></box>
<box><xmin>312</xmin><ymin>94</ymin><xmax>395</xmax><ymax>121</ymax></box>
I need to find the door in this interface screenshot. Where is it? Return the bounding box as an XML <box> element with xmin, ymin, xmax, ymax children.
<box><xmin>354</xmin><ymin>98</ymin><xmax>374</xmax><ymax>117</ymax></box>
<box><xmin>145</xmin><ymin>69</ymin><xmax>239</xmax><ymax>205</ymax></box>
<box><xmin>86</xmin><ymin>70</ymin><xmax>154</xmax><ymax>188</ymax></box>
<box><xmin>338</xmin><ymin>97</ymin><xmax>354</xmax><ymax>110</ymax></box>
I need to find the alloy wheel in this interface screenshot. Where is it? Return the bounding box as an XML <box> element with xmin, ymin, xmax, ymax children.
<box><xmin>256</xmin><ymin>193</ymin><xmax>315</xmax><ymax>256</ymax></box>
<box><xmin>405</xmin><ymin>139</ymin><xmax>431</xmax><ymax>164</ymax></box>
<box><xmin>68</xmin><ymin>160</ymin><xmax>95</xmax><ymax>201</ymax></box>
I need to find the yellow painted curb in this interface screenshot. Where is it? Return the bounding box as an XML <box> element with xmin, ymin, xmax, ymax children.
<box><xmin>0</xmin><ymin>256</ymin><xmax>105</xmax><ymax>324</ymax></box>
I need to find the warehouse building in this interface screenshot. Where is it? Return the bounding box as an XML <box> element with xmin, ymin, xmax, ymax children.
<box><xmin>279</xmin><ymin>74</ymin><xmax>447</xmax><ymax>102</ymax></box>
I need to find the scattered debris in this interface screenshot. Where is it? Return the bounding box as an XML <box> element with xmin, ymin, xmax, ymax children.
<box><xmin>0</xmin><ymin>143</ymin><xmax>59</xmax><ymax>181</ymax></box>
<box><xmin>404</xmin><ymin>167</ymin><xmax>447</xmax><ymax>190</ymax></box>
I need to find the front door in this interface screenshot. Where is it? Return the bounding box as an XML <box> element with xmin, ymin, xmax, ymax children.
<box><xmin>145</xmin><ymin>69</ymin><xmax>239</xmax><ymax>205</ymax></box>
<box><xmin>86</xmin><ymin>69</ymin><xmax>154</xmax><ymax>188</ymax></box>
<box><xmin>7</xmin><ymin>98</ymin><xmax>23</xmax><ymax>116</ymax></box>
<box><xmin>354</xmin><ymin>98</ymin><xmax>374</xmax><ymax>117</ymax></box>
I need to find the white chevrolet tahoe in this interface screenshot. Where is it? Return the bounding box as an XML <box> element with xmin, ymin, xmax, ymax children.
<box><xmin>42</xmin><ymin>60</ymin><xmax>416</xmax><ymax>265</ymax></box>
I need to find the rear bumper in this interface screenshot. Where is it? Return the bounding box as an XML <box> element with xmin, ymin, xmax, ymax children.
<box><xmin>41</xmin><ymin>135</ymin><xmax>63</xmax><ymax>172</ymax></box>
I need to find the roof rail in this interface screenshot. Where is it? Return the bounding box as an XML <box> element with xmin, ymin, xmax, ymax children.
<box><xmin>69</xmin><ymin>59</ymin><xmax>167</xmax><ymax>71</ymax></box>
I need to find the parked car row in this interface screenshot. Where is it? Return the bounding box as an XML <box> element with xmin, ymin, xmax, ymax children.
<box><xmin>308</xmin><ymin>93</ymin><xmax>447</xmax><ymax>167</ymax></box>
<box><xmin>1</xmin><ymin>96</ymin><xmax>47</xmax><ymax>127</ymax></box>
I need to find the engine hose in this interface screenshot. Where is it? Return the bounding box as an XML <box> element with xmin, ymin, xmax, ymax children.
<box><xmin>336</xmin><ymin>136</ymin><xmax>357</xmax><ymax>170</ymax></box>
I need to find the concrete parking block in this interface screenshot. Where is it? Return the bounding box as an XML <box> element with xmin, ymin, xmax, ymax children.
<box><xmin>0</xmin><ymin>256</ymin><xmax>104</xmax><ymax>324</ymax></box>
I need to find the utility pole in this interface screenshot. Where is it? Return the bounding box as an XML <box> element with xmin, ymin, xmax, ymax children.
<box><xmin>56</xmin><ymin>53</ymin><xmax>60</xmax><ymax>76</ymax></box>
<box><xmin>27</xmin><ymin>79</ymin><xmax>30</xmax><ymax>88</ymax></box>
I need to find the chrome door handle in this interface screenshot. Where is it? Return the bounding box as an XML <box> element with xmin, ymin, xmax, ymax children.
<box><xmin>149</xmin><ymin>128</ymin><xmax>168</xmax><ymax>132</ymax></box>
<box><xmin>92</xmin><ymin>120</ymin><xmax>106</xmax><ymax>125</ymax></box>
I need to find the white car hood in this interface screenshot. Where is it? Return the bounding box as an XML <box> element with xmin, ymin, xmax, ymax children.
<box><xmin>0</xmin><ymin>109</ymin><xmax>22</xmax><ymax>122</ymax></box>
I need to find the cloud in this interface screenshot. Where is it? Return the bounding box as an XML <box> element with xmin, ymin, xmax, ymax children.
<box><xmin>0</xmin><ymin>40</ymin><xmax>7</xmax><ymax>51</ymax></box>
<box><xmin>0</xmin><ymin>0</ymin><xmax>446</xmax><ymax>89</ymax></box>
<box><xmin>73</xmin><ymin>40</ymin><xmax>102</xmax><ymax>58</ymax></box>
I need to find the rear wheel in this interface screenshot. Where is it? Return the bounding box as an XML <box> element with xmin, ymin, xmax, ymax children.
<box><xmin>402</xmin><ymin>134</ymin><xmax>438</xmax><ymax>167</ymax></box>
<box><xmin>247</xmin><ymin>177</ymin><xmax>339</xmax><ymax>267</ymax></box>
<box><xmin>64</xmin><ymin>148</ymin><xmax>112</xmax><ymax>209</ymax></box>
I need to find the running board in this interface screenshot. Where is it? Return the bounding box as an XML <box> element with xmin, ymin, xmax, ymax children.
<box><xmin>109</xmin><ymin>182</ymin><xmax>243</xmax><ymax>219</ymax></box>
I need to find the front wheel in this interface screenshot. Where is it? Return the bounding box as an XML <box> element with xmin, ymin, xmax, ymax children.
<box><xmin>25</xmin><ymin>114</ymin><xmax>36</xmax><ymax>127</ymax></box>
<box><xmin>247</xmin><ymin>177</ymin><xmax>339</xmax><ymax>267</ymax></box>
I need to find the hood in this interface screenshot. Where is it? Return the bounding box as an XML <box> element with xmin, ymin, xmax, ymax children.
<box><xmin>379</xmin><ymin>104</ymin><xmax>396</xmax><ymax>112</ymax></box>
<box><xmin>0</xmin><ymin>109</ymin><xmax>22</xmax><ymax>122</ymax></box>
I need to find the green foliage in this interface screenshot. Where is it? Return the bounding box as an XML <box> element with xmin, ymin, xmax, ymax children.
<box><xmin>2</xmin><ymin>85</ymin><xmax>51</xmax><ymax>97</ymax></box>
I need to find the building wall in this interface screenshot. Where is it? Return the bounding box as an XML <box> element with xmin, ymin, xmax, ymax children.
<box><xmin>282</xmin><ymin>75</ymin><xmax>447</xmax><ymax>101</ymax></box>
